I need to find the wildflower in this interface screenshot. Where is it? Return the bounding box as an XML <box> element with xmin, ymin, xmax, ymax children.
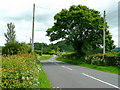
<box><xmin>22</xmin><ymin>76</ymin><xmax>25</xmax><ymax>80</ymax></box>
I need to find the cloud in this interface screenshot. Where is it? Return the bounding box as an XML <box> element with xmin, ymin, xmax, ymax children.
<box><xmin>0</xmin><ymin>0</ymin><xmax>119</xmax><ymax>46</ymax></box>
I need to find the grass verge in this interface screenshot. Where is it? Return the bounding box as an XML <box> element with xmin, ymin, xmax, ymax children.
<box><xmin>36</xmin><ymin>55</ymin><xmax>52</xmax><ymax>88</ymax></box>
<box><xmin>56</xmin><ymin>57</ymin><xmax>120</xmax><ymax>75</ymax></box>
<box><xmin>39</xmin><ymin>54</ymin><xmax>53</xmax><ymax>60</ymax></box>
<box><xmin>38</xmin><ymin>64</ymin><xmax>52</xmax><ymax>88</ymax></box>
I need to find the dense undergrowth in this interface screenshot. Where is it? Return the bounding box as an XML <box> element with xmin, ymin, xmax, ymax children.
<box><xmin>2</xmin><ymin>54</ymin><xmax>52</xmax><ymax>88</ymax></box>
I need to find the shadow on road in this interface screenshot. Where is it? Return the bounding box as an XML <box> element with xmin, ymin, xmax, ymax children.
<box><xmin>40</xmin><ymin>61</ymin><xmax>68</xmax><ymax>66</ymax></box>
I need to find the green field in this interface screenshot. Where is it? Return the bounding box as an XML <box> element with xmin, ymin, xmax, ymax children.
<box><xmin>38</xmin><ymin>54</ymin><xmax>53</xmax><ymax>60</ymax></box>
<box><xmin>56</xmin><ymin>57</ymin><xmax>120</xmax><ymax>75</ymax></box>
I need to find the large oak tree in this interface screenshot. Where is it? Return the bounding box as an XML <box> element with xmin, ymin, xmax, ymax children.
<box><xmin>46</xmin><ymin>5</ymin><xmax>115</xmax><ymax>56</ymax></box>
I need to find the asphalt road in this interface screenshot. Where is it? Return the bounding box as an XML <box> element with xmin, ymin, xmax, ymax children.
<box><xmin>40</xmin><ymin>56</ymin><xmax>120</xmax><ymax>89</ymax></box>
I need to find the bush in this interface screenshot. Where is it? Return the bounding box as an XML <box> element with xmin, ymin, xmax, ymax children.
<box><xmin>2</xmin><ymin>54</ymin><xmax>40</xmax><ymax>88</ymax></box>
<box><xmin>2</xmin><ymin>42</ymin><xmax>30</xmax><ymax>56</ymax></box>
<box><xmin>61</xmin><ymin>53</ymin><xmax>76</xmax><ymax>59</ymax></box>
<box><xmin>61</xmin><ymin>53</ymin><xmax>120</xmax><ymax>66</ymax></box>
<box><xmin>84</xmin><ymin>56</ymin><xmax>120</xmax><ymax>66</ymax></box>
<box><xmin>35</xmin><ymin>50</ymin><xmax>41</xmax><ymax>55</ymax></box>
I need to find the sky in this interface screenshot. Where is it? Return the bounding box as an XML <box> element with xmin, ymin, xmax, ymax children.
<box><xmin>0</xmin><ymin>0</ymin><xmax>119</xmax><ymax>47</ymax></box>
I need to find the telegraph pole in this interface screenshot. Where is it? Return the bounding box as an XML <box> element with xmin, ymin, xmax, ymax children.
<box><xmin>103</xmin><ymin>10</ymin><xmax>106</xmax><ymax>58</ymax></box>
<box><xmin>41</xmin><ymin>42</ymin><xmax>43</xmax><ymax>56</ymax></box>
<box><xmin>30</xmin><ymin>37</ymin><xmax>32</xmax><ymax>44</ymax></box>
<box><xmin>32</xmin><ymin>3</ymin><xmax>35</xmax><ymax>53</ymax></box>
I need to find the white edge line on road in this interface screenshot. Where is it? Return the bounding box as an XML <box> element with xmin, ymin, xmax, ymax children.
<box><xmin>82</xmin><ymin>73</ymin><xmax>120</xmax><ymax>89</ymax></box>
<box><xmin>53</xmin><ymin>86</ymin><xmax>60</xmax><ymax>88</ymax></box>
<box><xmin>62</xmin><ymin>66</ymin><xmax>73</xmax><ymax>70</ymax></box>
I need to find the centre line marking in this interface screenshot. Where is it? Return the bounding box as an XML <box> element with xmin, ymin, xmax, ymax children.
<box><xmin>82</xmin><ymin>73</ymin><xmax>120</xmax><ymax>89</ymax></box>
<box><xmin>62</xmin><ymin>66</ymin><xmax>73</xmax><ymax>70</ymax></box>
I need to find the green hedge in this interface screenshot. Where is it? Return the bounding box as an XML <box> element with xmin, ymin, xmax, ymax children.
<box><xmin>2</xmin><ymin>54</ymin><xmax>40</xmax><ymax>88</ymax></box>
<box><xmin>85</xmin><ymin>56</ymin><xmax>120</xmax><ymax>66</ymax></box>
<box><xmin>61</xmin><ymin>54</ymin><xmax>120</xmax><ymax>66</ymax></box>
<box><xmin>2</xmin><ymin>42</ymin><xmax>30</xmax><ymax>56</ymax></box>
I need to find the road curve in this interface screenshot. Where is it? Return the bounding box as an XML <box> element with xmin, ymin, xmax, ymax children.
<box><xmin>40</xmin><ymin>56</ymin><xmax>120</xmax><ymax>89</ymax></box>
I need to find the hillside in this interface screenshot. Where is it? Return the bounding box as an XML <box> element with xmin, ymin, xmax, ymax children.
<box><xmin>112</xmin><ymin>47</ymin><xmax>120</xmax><ymax>52</ymax></box>
<box><xmin>55</xmin><ymin>40</ymin><xmax>74</xmax><ymax>52</ymax></box>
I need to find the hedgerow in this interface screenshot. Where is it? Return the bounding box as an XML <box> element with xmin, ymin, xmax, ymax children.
<box><xmin>2</xmin><ymin>54</ymin><xmax>41</xmax><ymax>88</ymax></box>
<box><xmin>2</xmin><ymin>42</ymin><xmax>31</xmax><ymax>56</ymax></box>
<box><xmin>61</xmin><ymin>53</ymin><xmax>120</xmax><ymax>66</ymax></box>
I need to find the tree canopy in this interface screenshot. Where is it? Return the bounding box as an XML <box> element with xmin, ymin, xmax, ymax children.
<box><xmin>46</xmin><ymin>5</ymin><xmax>115</xmax><ymax>56</ymax></box>
<box><xmin>4</xmin><ymin>23</ymin><xmax>16</xmax><ymax>42</ymax></box>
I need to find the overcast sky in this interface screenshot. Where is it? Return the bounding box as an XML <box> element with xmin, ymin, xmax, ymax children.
<box><xmin>0</xmin><ymin>0</ymin><xmax>119</xmax><ymax>46</ymax></box>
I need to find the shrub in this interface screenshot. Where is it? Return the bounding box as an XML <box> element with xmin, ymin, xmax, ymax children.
<box><xmin>35</xmin><ymin>50</ymin><xmax>41</xmax><ymax>55</ymax></box>
<box><xmin>2</xmin><ymin>54</ymin><xmax>40</xmax><ymax>88</ymax></box>
<box><xmin>2</xmin><ymin>42</ymin><xmax>30</xmax><ymax>56</ymax></box>
<box><xmin>61</xmin><ymin>53</ymin><xmax>120</xmax><ymax>66</ymax></box>
<box><xmin>84</xmin><ymin>56</ymin><xmax>120</xmax><ymax>66</ymax></box>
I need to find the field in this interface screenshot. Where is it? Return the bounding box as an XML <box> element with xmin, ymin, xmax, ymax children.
<box><xmin>38</xmin><ymin>54</ymin><xmax>53</xmax><ymax>60</ymax></box>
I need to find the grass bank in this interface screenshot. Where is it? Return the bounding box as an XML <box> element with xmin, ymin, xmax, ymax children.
<box><xmin>2</xmin><ymin>54</ymin><xmax>52</xmax><ymax>88</ymax></box>
<box><xmin>56</xmin><ymin>57</ymin><xmax>120</xmax><ymax>75</ymax></box>
<box><xmin>39</xmin><ymin>54</ymin><xmax>53</xmax><ymax>60</ymax></box>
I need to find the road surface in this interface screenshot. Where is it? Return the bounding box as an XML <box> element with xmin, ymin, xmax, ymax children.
<box><xmin>40</xmin><ymin>56</ymin><xmax>120</xmax><ymax>89</ymax></box>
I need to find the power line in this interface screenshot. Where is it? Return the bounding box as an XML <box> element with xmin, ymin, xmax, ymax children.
<box><xmin>36</xmin><ymin>6</ymin><xmax>58</xmax><ymax>11</ymax></box>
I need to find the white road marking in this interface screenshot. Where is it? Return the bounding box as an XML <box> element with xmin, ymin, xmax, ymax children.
<box><xmin>53</xmin><ymin>86</ymin><xmax>60</xmax><ymax>88</ymax></box>
<box><xmin>82</xmin><ymin>73</ymin><xmax>120</xmax><ymax>89</ymax></box>
<box><xmin>62</xmin><ymin>66</ymin><xmax>73</xmax><ymax>70</ymax></box>
<box><xmin>57</xmin><ymin>86</ymin><xmax>60</xmax><ymax>88</ymax></box>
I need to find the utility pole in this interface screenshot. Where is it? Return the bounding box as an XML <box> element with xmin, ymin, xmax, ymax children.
<box><xmin>32</xmin><ymin>3</ymin><xmax>35</xmax><ymax>53</ymax></box>
<box><xmin>103</xmin><ymin>10</ymin><xmax>106</xmax><ymax>58</ymax></box>
<box><xmin>41</xmin><ymin>43</ymin><xmax>43</xmax><ymax>56</ymax></box>
<box><xmin>30</xmin><ymin>37</ymin><xmax>32</xmax><ymax>44</ymax></box>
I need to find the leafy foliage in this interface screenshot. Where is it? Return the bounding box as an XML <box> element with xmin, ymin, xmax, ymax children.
<box><xmin>61</xmin><ymin>53</ymin><xmax>120</xmax><ymax>66</ymax></box>
<box><xmin>2</xmin><ymin>42</ymin><xmax>29</xmax><ymax>56</ymax></box>
<box><xmin>4</xmin><ymin>23</ymin><xmax>16</xmax><ymax>42</ymax></box>
<box><xmin>34</xmin><ymin>42</ymin><xmax>62</xmax><ymax>55</ymax></box>
<box><xmin>2</xmin><ymin>54</ymin><xmax>41</xmax><ymax>88</ymax></box>
<box><xmin>55</xmin><ymin>40</ymin><xmax>74</xmax><ymax>52</ymax></box>
<box><xmin>46</xmin><ymin>5</ymin><xmax>115</xmax><ymax>57</ymax></box>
